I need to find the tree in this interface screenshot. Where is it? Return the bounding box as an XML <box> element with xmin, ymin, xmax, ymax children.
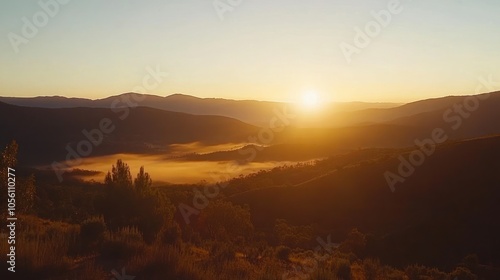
<box><xmin>340</xmin><ymin>228</ymin><xmax>367</xmax><ymax>257</ymax></box>
<box><xmin>197</xmin><ymin>200</ymin><xmax>254</xmax><ymax>243</ymax></box>
<box><xmin>0</xmin><ymin>141</ymin><xmax>18</xmax><ymax>218</ymax></box>
<box><xmin>0</xmin><ymin>141</ymin><xmax>35</xmax><ymax>215</ymax></box>
<box><xmin>134</xmin><ymin>166</ymin><xmax>152</xmax><ymax>193</ymax></box>
<box><xmin>17</xmin><ymin>174</ymin><xmax>36</xmax><ymax>214</ymax></box>
<box><xmin>100</xmin><ymin>160</ymin><xmax>174</xmax><ymax>243</ymax></box>
<box><xmin>1</xmin><ymin>141</ymin><xmax>18</xmax><ymax>168</ymax></box>
<box><xmin>0</xmin><ymin>141</ymin><xmax>18</xmax><ymax>190</ymax></box>
<box><xmin>104</xmin><ymin>159</ymin><xmax>133</xmax><ymax>188</ymax></box>
<box><xmin>274</xmin><ymin>219</ymin><xmax>315</xmax><ymax>248</ymax></box>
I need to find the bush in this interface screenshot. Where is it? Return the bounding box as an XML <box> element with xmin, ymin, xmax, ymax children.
<box><xmin>339</xmin><ymin>228</ymin><xmax>366</xmax><ymax>257</ymax></box>
<box><xmin>197</xmin><ymin>200</ymin><xmax>254</xmax><ymax>243</ymax></box>
<box><xmin>80</xmin><ymin>216</ymin><xmax>106</xmax><ymax>249</ymax></box>
<box><xmin>128</xmin><ymin>246</ymin><xmax>210</xmax><ymax>280</ymax></box>
<box><xmin>157</xmin><ymin>223</ymin><xmax>182</xmax><ymax>245</ymax></box>
<box><xmin>405</xmin><ymin>264</ymin><xmax>426</xmax><ymax>280</ymax></box>
<box><xmin>448</xmin><ymin>267</ymin><xmax>478</xmax><ymax>280</ymax></box>
<box><xmin>363</xmin><ymin>258</ymin><xmax>380</xmax><ymax>280</ymax></box>
<box><xmin>71</xmin><ymin>261</ymin><xmax>107</xmax><ymax>280</ymax></box>
<box><xmin>381</xmin><ymin>266</ymin><xmax>407</xmax><ymax>280</ymax></box>
<box><xmin>276</xmin><ymin>246</ymin><xmax>291</xmax><ymax>261</ymax></box>
<box><xmin>210</xmin><ymin>242</ymin><xmax>236</xmax><ymax>264</ymax></box>
<box><xmin>461</xmin><ymin>254</ymin><xmax>480</xmax><ymax>271</ymax></box>
<box><xmin>405</xmin><ymin>264</ymin><xmax>446</xmax><ymax>280</ymax></box>
<box><xmin>101</xmin><ymin>226</ymin><xmax>146</xmax><ymax>259</ymax></box>
<box><xmin>334</xmin><ymin>259</ymin><xmax>351</xmax><ymax>280</ymax></box>
<box><xmin>311</xmin><ymin>267</ymin><xmax>337</xmax><ymax>280</ymax></box>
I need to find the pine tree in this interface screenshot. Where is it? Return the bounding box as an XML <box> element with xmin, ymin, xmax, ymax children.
<box><xmin>104</xmin><ymin>159</ymin><xmax>133</xmax><ymax>188</ymax></box>
<box><xmin>1</xmin><ymin>141</ymin><xmax>18</xmax><ymax>217</ymax></box>
<box><xmin>0</xmin><ymin>141</ymin><xmax>35</xmax><ymax>215</ymax></box>
<box><xmin>134</xmin><ymin>166</ymin><xmax>152</xmax><ymax>194</ymax></box>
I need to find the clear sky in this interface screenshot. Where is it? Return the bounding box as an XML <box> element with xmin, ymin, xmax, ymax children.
<box><xmin>1</xmin><ymin>0</ymin><xmax>499</xmax><ymax>102</ymax></box>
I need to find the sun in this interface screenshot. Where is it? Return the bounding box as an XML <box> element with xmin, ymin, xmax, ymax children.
<box><xmin>301</xmin><ymin>91</ymin><xmax>320</xmax><ymax>109</ymax></box>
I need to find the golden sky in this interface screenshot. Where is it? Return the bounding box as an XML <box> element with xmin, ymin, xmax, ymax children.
<box><xmin>1</xmin><ymin>0</ymin><xmax>499</xmax><ymax>102</ymax></box>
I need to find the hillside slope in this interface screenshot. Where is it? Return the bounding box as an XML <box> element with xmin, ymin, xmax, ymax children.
<box><xmin>230</xmin><ymin>135</ymin><xmax>500</xmax><ymax>268</ymax></box>
<box><xmin>0</xmin><ymin>101</ymin><xmax>259</xmax><ymax>165</ymax></box>
<box><xmin>184</xmin><ymin>92</ymin><xmax>500</xmax><ymax>163</ymax></box>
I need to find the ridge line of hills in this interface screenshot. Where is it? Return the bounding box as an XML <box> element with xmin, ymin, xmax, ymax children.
<box><xmin>1</xmin><ymin>90</ymin><xmax>500</xmax><ymax>166</ymax></box>
<box><xmin>5</xmin><ymin>92</ymin><xmax>496</xmax><ymax>127</ymax></box>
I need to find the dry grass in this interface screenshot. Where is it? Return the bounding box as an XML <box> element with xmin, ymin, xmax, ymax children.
<box><xmin>0</xmin><ymin>215</ymin><xmax>461</xmax><ymax>280</ymax></box>
<box><xmin>0</xmin><ymin>215</ymin><xmax>78</xmax><ymax>277</ymax></box>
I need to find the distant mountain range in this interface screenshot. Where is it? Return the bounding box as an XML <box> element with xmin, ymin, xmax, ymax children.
<box><xmin>0</xmin><ymin>93</ymin><xmax>400</xmax><ymax>127</ymax></box>
<box><xmin>181</xmin><ymin>91</ymin><xmax>500</xmax><ymax>162</ymax></box>
<box><xmin>1</xmin><ymin>91</ymin><xmax>499</xmax><ymax>166</ymax></box>
<box><xmin>2</xmin><ymin>92</ymin><xmax>497</xmax><ymax>128</ymax></box>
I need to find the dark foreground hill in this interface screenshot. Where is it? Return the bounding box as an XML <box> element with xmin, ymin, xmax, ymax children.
<box><xmin>0</xmin><ymin>101</ymin><xmax>259</xmax><ymax>165</ymax></box>
<box><xmin>230</xmin><ymin>135</ymin><xmax>500</xmax><ymax>269</ymax></box>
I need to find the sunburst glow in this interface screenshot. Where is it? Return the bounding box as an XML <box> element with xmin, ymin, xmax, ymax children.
<box><xmin>301</xmin><ymin>91</ymin><xmax>320</xmax><ymax>109</ymax></box>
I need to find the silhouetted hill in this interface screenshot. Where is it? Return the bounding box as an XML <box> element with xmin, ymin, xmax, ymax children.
<box><xmin>325</xmin><ymin>91</ymin><xmax>498</xmax><ymax>127</ymax></box>
<box><xmin>0</xmin><ymin>96</ymin><xmax>96</xmax><ymax>108</ymax></box>
<box><xmin>0</xmin><ymin>101</ymin><xmax>259</xmax><ymax>165</ymax></box>
<box><xmin>230</xmin><ymin>135</ymin><xmax>500</xmax><ymax>269</ymax></box>
<box><xmin>183</xmin><ymin>92</ymin><xmax>500</xmax><ymax>162</ymax></box>
<box><xmin>3</xmin><ymin>91</ymin><xmax>500</xmax><ymax>166</ymax></box>
<box><xmin>388</xmin><ymin>91</ymin><xmax>500</xmax><ymax>138</ymax></box>
<box><xmin>0</xmin><ymin>93</ymin><xmax>400</xmax><ymax>127</ymax></box>
<box><xmin>2</xmin><ymin>92</ymin><xmax>498</xmax><ymax>129</ymax></box>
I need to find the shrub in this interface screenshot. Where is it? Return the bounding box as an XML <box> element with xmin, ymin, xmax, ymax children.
<box><xmin>101</xmin><ymin>226</ymin><xmax>146</xmax><ymax>259</ymax></box>
<box><xmin>71</xmin><ymin>261</ymin><xmax>108</xmax><ymax>280</ymax></box>
<box><xmin>128</xmin><ymin>246</ymin><xmax>209</xmax><ymax>280</ymax></box>
<box><xmin>257</xmin><ymin>265</ymin><xmax>283</xmax><ymax>280</ymax></box>
<box><xmin>376</xmin><ymin>265</ymin><xmax>407</xmax><ymax>280</ymax></box>
<box><xmin>334</xmin><ymin>258</ymin><xmax>351</xmax><ymax>280</ymax></box>
<box><xmin>197</xmin><ymin>200</ymin><xmax>254</xmax><ymax>243</ymax></box>
<box><xmin>405</xmin><ymin>264</ymin><xmax>447</xmax><ymax>280</ymax></box>
<box><xmin>461</xmin><ymin>254</ymin><xmax>480</xmax><ymax>271</ymax></box>
<box><xmin>157</xmin><ymin>223</ymin><xmax>182</xmax><ymax>245</ymax></box>
<box><xmin>311</xmin><ymin>267</ymin><xmax>337</xmax><ymax>280</ymax></box>
<box><xmin>0</xmin><ymin>216</ymin><xmax>77</xmax><ymax>278</ymax></box>
<box><xmin>274</xmin><ymin>219</ymin><xmax>315</xmax><ymax>248</ymax></box>
<box><xmin>363</xmin><ymin>258</ymin><xmax>380</xmax><ymax>280</ymax></box>
<box><xmin>80</xmin><ymin>216</ymin><xmax>106</xmax><ymax>249</ymax></box>
<box><xmin>276</xmin><ymin>246</ymin><xmax>291</xmax><ymax>262</ymax></box>
<box><xmin>210</xmin><ymin>242</ymin><xmax>236</xmax><ymax>264</ymax></box>
<box><xmin>405</xmin><ymin>264</ymin><xmax>425</xmax><ymax>280</ymax></box>
<box><xmin>448</xmin><ymin>267</ymin><xmax>478</xmax><ymax>280</ymax></box>
<box><xmin>339</xmin><ymin>228</ymin><xmax>367</xmax><ymax>257</ymax></box>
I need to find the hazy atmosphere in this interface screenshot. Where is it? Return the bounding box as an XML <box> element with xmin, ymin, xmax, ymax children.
<box><xmin>1</xmin><ymin>0</ymin><xmax>500</xmax><ymax>102</ymax></box>
<box><xmin>1</xmin><ymin>1</ymin><xmax>500</xmax><ymax>280</ymax></box>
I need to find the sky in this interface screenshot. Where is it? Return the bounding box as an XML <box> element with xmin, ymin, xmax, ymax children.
<box><xmin>0</xmin><ymin>0</ymin><xmax>499</xmax><ymax>103</ymax></box>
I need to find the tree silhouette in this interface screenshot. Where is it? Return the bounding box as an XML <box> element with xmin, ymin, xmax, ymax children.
<box><xmin>1</xmin><ymin>140</ymin><xmax>18</xmax><ymax>168</ymax></box>
<box><xmin>105</xmin><ymin>159</ymin><xmax>133</xmax><ymax>188</ymax></box>
<box><xmin>100</xmin><ymin>160</ymin><xmax>173</xmax><ymax>243</ymax></box>
<box><xmin>17</xmin><ymin>174</ymin><xmax>36</xmax><ymax>214</ymax></box>
<box><xmin>134</xmin><ymin>166</ymin><xmax>152</xmax><ymax>193</ymax></box>
<box><xmin>197</xmin><ymin>200</ymin><xmax>254</xmax><ymax>243</ymax></box>
<box><xmin>0</xmin><ymin>141</ymin><xmax>35</xmax><ymax>215</ymax></box>
<box><xmin>0</xmin><ymin>141</ymin><xmax>18</xmax><ymax>218</ymax></box>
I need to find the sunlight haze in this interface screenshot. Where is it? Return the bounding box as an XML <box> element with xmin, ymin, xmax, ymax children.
<box><xmin>1</xmin><ymin>0</ymin><xmax>499</xmax><ymax>102</ymax></box>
